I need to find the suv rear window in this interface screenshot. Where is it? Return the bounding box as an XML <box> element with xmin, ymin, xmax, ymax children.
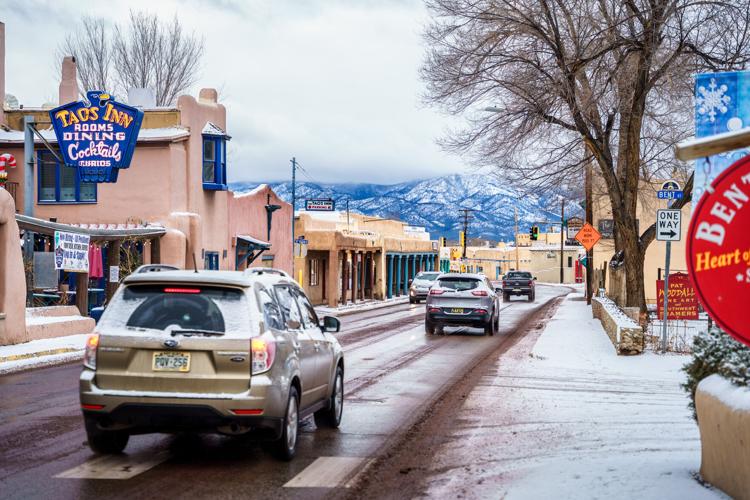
<box><xmin>99</xmin><ymin>285</ymin><xmax>251</xmax><ymax>336</ymax></box>
<box><xmin>506</xmin><ymin>272</ymin><xmax>532</xmax><ymax>279</ymax></box>
<box><xmin>437</xmin><ymin>277</ymin><xmax>480</xmax><ymax>291</ymax></box>
<box><xmin>416</xmin><ymin>272</ymin><xmax>439</xmax><ymax>281</ymax></box>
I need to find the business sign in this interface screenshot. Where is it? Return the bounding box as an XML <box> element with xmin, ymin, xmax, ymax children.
<box><xmin>54</xmin><ymin>231</ymin><xmax>90</xmax><ymax>273</ymax></box>
<box><xmin>656</xmin><ymin>209</ymin><xmax>681</xmax><ymax>241</ymax></box>
<box><xmin>656</xmin><ymin>273</ymin><xmax>699</xmax><ymax>320</ymax></box>
<box><xmin>657</xmin><ymin>180</ymin><xmax>683</xmax><ymax>200</ymax></box>
<box><xmin>693</xmin><ymin>71</ymin><xmax>750</xmax><ymax>208</ymax></box>
<box><xmin>566</xmin><ymin>216</ymin><xmax>584</xmax><ymax>240</ymax></box>
<box><xmin>687</xmin><ymin>154</ymin><xmax>750</xmax><ymax>346</ymax></box>
<box><xmin>305</xmin><ymin>198</ymin><xmax>335</xmax><ymax>211</ymax></box>
<box><xmin>49</xmin><ymin>90</ymin><xmax>144</xmax><ymax>183</ymax></box>
<box><xmin>574</xmin><ymin>223</ymin><xmax>601</xmax><ymax>251</ymax></box>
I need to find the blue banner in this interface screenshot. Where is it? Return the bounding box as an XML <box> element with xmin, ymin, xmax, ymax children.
<box><xmin>49</xmin><ymin>91</ymin><xmax>144</xmax><ymax>183</ymax></box>
<box><xmin>694</xmin><ymin>71</ymin><xmax>750</xmax><ymax>207</ymax></box>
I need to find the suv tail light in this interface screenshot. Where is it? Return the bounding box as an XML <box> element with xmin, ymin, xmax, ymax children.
<box><xmin>251</xmin><ymin>336</ymin><xmax>276</xmax><ymax>375</ymax></box>
<box><xmin>472</xmin><ymin>290</ymin><xmax>488</xmax><ymax>296</ymax></box>
<box><xmin>429</xmin><ymin>289</ymin><xmax>444</xmax><ymax>295</ymax></box>
<box><xmin>83</xmin><ymin>333</ymin><xmax>99</xmax><ymax>370</ymax></box>
<box><xmin>528</xmin><ymin>280</ymin><xmax>534</xmax><ymax>286</ymax></box>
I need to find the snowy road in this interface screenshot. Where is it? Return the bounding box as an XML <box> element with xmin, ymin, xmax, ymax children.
<box><xmin>0</xmin><ymin>285</ymin><xmax>567</xmax><ymax>499</ymax></box>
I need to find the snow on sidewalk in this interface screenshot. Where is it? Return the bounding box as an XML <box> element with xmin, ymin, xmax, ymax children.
<box><xmin>0</xmin><ymin>334</ymin><xmax>87</xmax><ymax>375</ymax></box>
<box><xmin>421</xmin><ymin>291</ymin><xmax>724</xmax><ymax>499</ymax></box>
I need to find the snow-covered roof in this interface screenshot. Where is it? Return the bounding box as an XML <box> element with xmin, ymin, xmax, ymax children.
<box><xmin>0</xmin><ymin>126</ymin><xmax>190</xmax><ymax>144</ymax></box>
<box><xmin>295</xmin><ymin>210</ymin><xmax>345</xmax><ymax>222</ymax></box>
<box><xmin>202</xmin><ymin>121</ymin><xmax>229</xmax><ymax>137</ymax></box>
<box><xmin>233</xmin><ymin>183</ymin><xmax>269</xmax><ymax>199</ymax></box>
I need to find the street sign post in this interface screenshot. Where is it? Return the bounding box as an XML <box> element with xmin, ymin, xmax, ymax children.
<box><xmin>574</xmin><ymin>223</ymin><xmax>601</xmax><ymax>251</ymax></box>
<box><xmin>656</xmin><ymin>209</ymin><xmax>681</xmax><ymax>241</ymax></box>
<box><xmin>657</xmin><ymin>180</ymin><xmax>684</xmax><ymax>200</ymax></box>
<box><xmin>305</xmin><ymin>199</ymin><xmax>335</xmax><ymax>211</ymax></box>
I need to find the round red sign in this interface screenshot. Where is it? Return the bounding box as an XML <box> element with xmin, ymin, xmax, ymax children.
<box><xmin>687</xmin><ymin>154</ymin><xmax>750</xmax><ymax>346</ymax></box>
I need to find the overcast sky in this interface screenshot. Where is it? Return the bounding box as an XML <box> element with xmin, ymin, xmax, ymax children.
<box><xmin>2</xmin><ymin>0</ymin><xmax>472</xmax><ymax>184</ymax></box>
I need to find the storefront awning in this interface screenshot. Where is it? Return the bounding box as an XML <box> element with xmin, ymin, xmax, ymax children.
<box><xmin>15</xmin><ymin>214</ymin><xmax>166</xmax><ymax>241</ymax></box>
<box><xmin>235</xmin><ymin>234</ymin><xmax>271</xmax><ymax>270</ymax></box>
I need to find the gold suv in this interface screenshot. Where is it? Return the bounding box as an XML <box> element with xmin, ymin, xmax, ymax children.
<box><xmin>80</xmin><ymin>266</ymin><xmax>344</xmax><ymax>460</ymax></box>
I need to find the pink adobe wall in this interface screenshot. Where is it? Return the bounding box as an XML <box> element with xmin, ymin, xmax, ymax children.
<box><xmin>0</xmin><ymin>188</ymin><xmax>27</xmax><ymax>344</ymax></box>
<box><xmin>228</xmin><ymin>185</ymin><xmax>293</xmax><ymax>274</ymax></box>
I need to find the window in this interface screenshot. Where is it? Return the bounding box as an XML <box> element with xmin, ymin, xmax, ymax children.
<box><xmin>274</xmin><ymin>285</ymin><xmax>302</xmax><ymax>329</ymax></box>
<box><xmin>202</xmin><ymin>135</ymin><xmax>227</xmax><ymax>190</ymax></box>
<box><xmin>293</xmin><ymin>289</ymin><xmax>319</xmax><ymax>329</ymax></box>
<box><xmin>310</xmin><ymin>258</ymin><xmax>320</xmax><ymax>286</ymax></box>
<box><xmin>204</xmin><ymin>251</ymin><xmax>219</xmax><ymax>270</ymax></box>
<box><xmin>257</xmin><ymin>286</ymin><xmax>284</xmax><ymax>331</ymax></box>
<box><xmin>37</xmin><ymin>151</ymin><xmax>97</xmax><ymax>203</ymax></box>
<box><xmin>437</xmin><ymin>277</ymin><xmax>480</xmax><ymax>291</ymax></box>
<box><xmin>568</xmin><ymin>256</ymin><xmax>573</xmax><ymax>268</ymax></box>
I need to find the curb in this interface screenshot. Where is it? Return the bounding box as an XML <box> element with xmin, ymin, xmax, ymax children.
<box><xmin>0</xmin><ymin>347</ymin><xmax>82</xmax><ymax>364</ymax></box>
<box><xmin>316</xmin><ymin>298</ymin><xmax>411</xmax><ymax>318</ymax></box>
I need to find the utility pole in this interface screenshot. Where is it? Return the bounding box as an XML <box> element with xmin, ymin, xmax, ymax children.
<box><xmin>458</xmin><ymin>208</ymin><xmax>474</xmax><ymax>259</ymax></box>
<box><xmin>560</xmin><ymin>198</ymin><xmax>565</xmax><ymax>284</ymax></box>
<box><xmin>585</xmin><ymin>160</ymin><xmax>594</xmax><ymax>304</ymax></box>
<box><xmin>291</xmin><ymin>157</ymin><xmax>297</xmax><ymax>258</ymax></box>
<box><xmin>514</xmin><ymin>206</ymin><xmax>519</xmax><ymax>270</ymax></box>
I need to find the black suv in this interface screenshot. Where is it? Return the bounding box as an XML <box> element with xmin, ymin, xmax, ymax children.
<box><xmin>501</xmin><ymin>271</ymin><xmax>536</xmax><ymax>302</ymax></box>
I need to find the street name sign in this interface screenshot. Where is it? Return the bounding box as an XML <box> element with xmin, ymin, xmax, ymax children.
<box><xmin>305</xmin><ymin>199</ymin><xmax>335</xmax><ymax>211</ymax></box>
<box><xmin>574</xmin><ymin>223</ymin><xmax>601</xmax><ymax>251</ymax></box>
<box><xmin>657</xmin><ymin>180</ymin><xmax>683</xmax><ymax>200</ymax></box>
<box><xmin>656</xmin><ymin>209</ymin><xmax>681</xmax><ymax>241</ymax></box>
<box><xmin>687</xmin><ymin>153</ymin><xmax>750</xmax><ymax>347</ymax></box>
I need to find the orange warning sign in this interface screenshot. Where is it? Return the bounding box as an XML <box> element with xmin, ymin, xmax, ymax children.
<box><xmin>574</xmin><ymin>223</ymin><xmax>601</xmax><ymax>251</ymax></box>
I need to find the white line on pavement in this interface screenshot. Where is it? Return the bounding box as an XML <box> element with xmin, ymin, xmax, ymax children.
<box><xmin>283</xmin><ymin>456</ymin><xmax>371</xmax><ymax>488</ymax></box>
<box><xmin>54</xmin><ymin>450</ymin><xmax>170</xmax><ymax>480</ymax></box>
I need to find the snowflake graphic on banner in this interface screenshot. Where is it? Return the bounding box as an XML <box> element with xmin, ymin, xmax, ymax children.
<box><xmin>696</xmin><ymin>78</ymin><xmax>731</xmax><ymax>122</ymax></box>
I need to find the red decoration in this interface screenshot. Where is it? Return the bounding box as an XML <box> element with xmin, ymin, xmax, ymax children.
<box><xmin>687</xmin><ymin>154</ymin><xmax>750</xmax><ymax>346</ymax></box>
<box><xmin>656</xmin><ymin>272</ymin><xmax>699</xmax><ymax>320</ymax></box>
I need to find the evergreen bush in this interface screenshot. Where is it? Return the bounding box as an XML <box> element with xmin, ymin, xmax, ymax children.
<box><xmin>683</xmin><ymin>327</ymin><xmax>750</xmax><ymax>418</ymax></box>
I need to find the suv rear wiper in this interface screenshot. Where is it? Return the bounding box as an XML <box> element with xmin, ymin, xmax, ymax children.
<box><xmin>170</xmin><ymin>329</ymin><xmax>225</xmax><ymax>337</ymax></box>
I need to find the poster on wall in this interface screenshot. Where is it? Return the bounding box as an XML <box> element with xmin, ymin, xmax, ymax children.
<box><xmin>693</xmin><ymin>70</ymin><xmax>750</xmax><ymax>208</ymax></box>
<box><xmin>48</xmin><ymin>90</ymin><xmax>144</xmax><ymax>183</ymax></box>
<box><xmin>54</xmin><ymin>231</ymin><xmax>90</xmax><ymax>273</ymax></box>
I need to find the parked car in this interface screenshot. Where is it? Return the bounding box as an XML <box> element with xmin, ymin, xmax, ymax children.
<box><xmin>79</xmin><ymin>268</ymin><xmax>344</xmax><ymax>461</ymax></box>
<box><xmin>425</xmin><ymin>273</ymin><xmax>499</xmax><ymax>335</ymax></box>
<box><xmin>409</xmin><ymin>271</ymin><xmax>440</xmax><ymax>303</ymax></box>
<box><xmin>501</xmin><ymin>271</ymin><xmax>536</xmax><ymax>302</ymax></box>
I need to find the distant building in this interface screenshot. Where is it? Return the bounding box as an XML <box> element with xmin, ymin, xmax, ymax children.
<box><xmin>294</xmin><ymin>211</ymin><xmax>437</xmax><ymax>306</ymax></box>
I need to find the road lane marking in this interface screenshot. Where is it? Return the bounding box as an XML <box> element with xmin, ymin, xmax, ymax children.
<box><xmin>55</xmin><ymin>450</ymin><xmax>169</xmax><ymax>480</ymax></box>
<box><xmin>283</xmin><ymin>456</ymin><xmax>370</xmax><ymax>488</ymax></box>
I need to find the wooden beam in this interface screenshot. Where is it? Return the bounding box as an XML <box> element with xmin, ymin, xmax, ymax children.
<box><xmin>106</xmin><ymin>240</ymin><xmax>121</xmax><ymax>303</ymax></box>
<box><xmin>75</xmin><ymin>272</ymin><xmax>89</xmax><ymax>316</ymax></box>
<box><xmin>151</xmin><ymin>237</ymin><xmax>161</xmax><ymax>264</ymax></box>
<box><xmin>675</xmin><ymin>128</ymin><xmax>750</xmax><ymax>161</ymax></box>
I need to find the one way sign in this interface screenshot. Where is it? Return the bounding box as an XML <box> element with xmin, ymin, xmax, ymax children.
<box><xmin>656</xmin><ymin>209</ymin><xmax>681</xmax><ymax>241</ymax></box>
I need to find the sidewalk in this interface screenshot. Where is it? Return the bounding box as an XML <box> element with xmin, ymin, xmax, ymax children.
<box><xmin>419</xmin><ymin>291</ymin><xmax>723</xmax><ymax>499</ymax></box>
<box><xmin>0</xmin><ymin>334</ymin><xmax>87</xmax><ymax>375</ymax></box>
<box><xmin>314</xmin><ymin>296</ymin><xmax>409</xmax><ymax>317</ymax></box>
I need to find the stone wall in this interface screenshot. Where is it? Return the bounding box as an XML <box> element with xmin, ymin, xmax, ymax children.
<box><xmin>695</xmin><ymin>375</ymin><xmax>750</xmax><ymax>500</ymax></box>
<box><xmin>592</xmin><ymin>297</ymin><xmax>644</xmax><ymax>355</ymax></box>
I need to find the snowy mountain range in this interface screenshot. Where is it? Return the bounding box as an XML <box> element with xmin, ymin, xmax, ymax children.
<box><xmin>229</xmin><ymin>174</ymin><xmax>582</xmax><ymax>242</ymax></box>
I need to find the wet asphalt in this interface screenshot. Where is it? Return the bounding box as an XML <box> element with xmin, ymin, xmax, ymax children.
<box><xmin>0</xmin><ymin>285</ymin><xmax>568</xmax><ymax>499</ymax></box>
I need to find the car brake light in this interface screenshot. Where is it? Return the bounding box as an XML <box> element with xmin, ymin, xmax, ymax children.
<box><xmin>251</xmin><ymin>337</ymin><xmax>276</xmax><ymax>375</ymax></box>
<box><xmin>83</xmin><ymin>333</ymin><xmax>99</xmax><ymax>370</ymax></box>
<box><xmin>502</xmin><ymin>281</ymin><xmax>508</xmax><ymax>286</ymax></box>
<box><xmin>164</xmin><ymin>287</ymin><xmax>201</xmax><ymax>294</ymax></box>
<box><xmin>428</xmin><ymin>307</ymin><xmax>441</xmax><ymax>313</ymax></box>
<box><xmin>429</xmin><ymin>289</ymin><xmax>444</xmax><ymax>295</ymax></box>
<box><xmin>81</xmin><ymin>404</ymin><xmax>105</xmax><ymax>411</ymax></box>
<box><xmin>230</xmin><ymin>409</ymin><xmax>264</xmax><ymax>415</ymax></box>
<box><xmin>474</xmin><ymin>309</ymin><xmax>488</xmax><ymax>314</ymax></box>
<box><xmin>528</xmin><ymin>280</ymin><xmax>534</xmax><ymax>286</ymax></box>
<box><xmin>472</xmin><ymin>290</ymin><xmax>488</xmax><ymax>296</ymax></box>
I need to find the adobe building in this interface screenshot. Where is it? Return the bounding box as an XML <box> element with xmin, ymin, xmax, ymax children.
<box><xmin>294</xmin><ymin>211</ymin><xmax>438</xmax><ymax>306</ymax></box>
<box><xmin>0</xmin><ymin>27</ymin><xmax>291</xmax><ymax>318</ymax></box>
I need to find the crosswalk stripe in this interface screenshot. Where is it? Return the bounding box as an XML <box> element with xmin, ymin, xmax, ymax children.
<box><xmin>283</xmin><ymin>456</ymin><xmax>370</xmax><ymax>488</ymax></box>
<box><xmin>55</xmin><ymin>450</ymin><xmax>170</xmax><ymax>480</ymax></box>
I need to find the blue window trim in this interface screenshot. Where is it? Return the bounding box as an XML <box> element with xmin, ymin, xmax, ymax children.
<box><xmin>37</xmin><ymin>150</ymin><xmax>98</xmax><ymax>205</ymax></box>
<box><xmin>202</xmin><ymin>135</ymin><xmax>228</xmax><ymax>191</ymax></box>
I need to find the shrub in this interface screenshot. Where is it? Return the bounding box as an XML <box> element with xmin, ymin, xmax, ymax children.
<box><xmin>683</xmin><ymin>327</ymin><xmax>750</xmax><ymax>419</ymax></box>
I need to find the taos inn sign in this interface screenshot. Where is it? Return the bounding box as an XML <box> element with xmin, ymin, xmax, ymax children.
<box><xmin>49</xmin><ymin>90</ymin><xmax>143</xmax><ymax>183</ymax></box>
<box><xmin>687</xmin><ymin>154</ymin><xmax>750</xmax><ymax>345</ymax></box>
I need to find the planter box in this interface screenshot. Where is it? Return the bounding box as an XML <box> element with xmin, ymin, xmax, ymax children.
<box><xmin>696</xmin><ymin>374</ymin><xmax>750</xmax><ymax>500</ymax></box>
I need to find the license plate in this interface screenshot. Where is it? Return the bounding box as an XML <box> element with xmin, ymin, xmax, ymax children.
<box><xmin>513</xmin><ymin>288</ymin><xmax>521</xmax><ymax>292</ymax></box>
<box><xmin>152</xmin><ymin>351</ymin><xmax>191</xmax><ymax>372</ymax></box>
<box><xmin>449</xmin><ymin>308</ymin><xmax>464</xmax><ymax>314</ymax></box>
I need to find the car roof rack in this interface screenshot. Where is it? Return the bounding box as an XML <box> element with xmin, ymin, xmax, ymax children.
<box><xmin>243</xmin><ymin>267</ymin><xmax>291</xmax><ymax>278</ymax></box>
<box><xmin>134</xmin><ymin>264</ymin><xmax>180</xmax><ymax>274</ymax></box>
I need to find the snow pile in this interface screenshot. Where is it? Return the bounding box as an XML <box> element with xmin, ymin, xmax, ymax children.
<box><xmin>698</xmin><ymin>374</ymin><xmax>750</xmax><ymax>412</ymax></box>
<box><xmin>595</xmin><ymin>294</ymin><xmax>640</xmax><ymax>329</ymax></box>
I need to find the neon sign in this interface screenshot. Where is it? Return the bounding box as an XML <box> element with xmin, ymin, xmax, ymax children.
<box><xmin>49</xmin><ymin>91</ymin><xmax>144</xmax><ymax>183</ymax></box>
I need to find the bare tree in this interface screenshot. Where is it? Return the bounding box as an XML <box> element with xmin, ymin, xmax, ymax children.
<box><xmin>57</xmin><ymin>11</ymin><xmax>204</xmax><ymax>106</ymax></box>
<box><xmin>422</xmin><ymin>0</ymin><xmax>750</xmax><ymax>312</ymax></box>
<box><xmin>58</xmin><ymin>17</ymin><xmax>114</xmax><ymax>95</ymax></box>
